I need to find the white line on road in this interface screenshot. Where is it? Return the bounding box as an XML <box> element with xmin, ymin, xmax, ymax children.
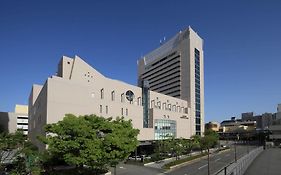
<box><xmin>215</xmin><ymin>158</ymin><xmax>221</xmax><ymax>162</ymax></box>
<box><xmin>119</xmin><ymin>166</ymin><xmax>126</xmax><ymax>169</ymax></box>
<box><xmin>198</xmin><ymin>164</ymin><xmax>208</xmax><ymax>170</ymax></box>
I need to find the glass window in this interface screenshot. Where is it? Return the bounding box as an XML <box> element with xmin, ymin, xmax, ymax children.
<box><xmin>106</xmin><ymin>106</ymin><xmax>108</xmax><ymax>114</ymax></box>
<box><xmin>196</xmin><ymin>118</ymin><xmax>201</xmax><ymax>124</ymax></box>
<box><xmin>154</xmin><ymin>119</ymin><xmax>176</xmax><ymax>140</ymax></box>
<box><xmin>168</xmin><ymin>104</ymin><xmax>171</xmax><ymax>111</ymax></box>
<box><xmin>177</xmin><ymin>106</ymin><xmax>180</xmax><ymax>113</ymax></box>
<box><xmin>121</xmin><ymin>108</ymin><xmax>124</xmax><ymax>116</ymax></box>
<box><xmin>163</xmin><ymin>103</ymin><xmax>166</xmax><ymax>110</ymax></box>
<box><xmin>172</xmin><ymin>105</ymin><xmax>176</xmax><ymax>112</ymax></box>
<box><xmin>181</xmin><ymin>107</ymin><xmax>184</xmax><ymax>113</ymax></box>
<box><xmin>111</xmin><ymin>91</ymin><xmax>115</xmax><ymax>101</ymax></box>
<box><xmin>100</xmin><ymin>89</ymin><xmax>104</xmax><ymax>99</ymax></box>
<box><xmin>121</xmin><ymin>93</ymin><xmax>124</xmax><ymax>103</ymax></box>
<box><xmin>126</xmin><ymin>108</ymin><xmax>128</xmax><ymax>116</ymax></box>
<box><xmin>151</xmin><ymin>100</ymin><xmax>155</xmax><ymax>108</ymax></box>
<box><xmin>196</xmin><ymin>125</ymin><xmax>201</xmax><ymax>132</ymax></box>
<box><xmin>99</xmin><ymin>105</ymin><xmax>102</xmax><ymax>113</ymax></box>
<box><xmin>137</xmin><ymin>97</ymin><xmax>141</xmax><ymax>106</ymax></box>
<box><xmin>157</xmin><ymin>101</ymin><xmax>161</xmax><ymax>109</ymax></box>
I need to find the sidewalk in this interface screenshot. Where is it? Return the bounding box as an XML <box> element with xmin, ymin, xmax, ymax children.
<box><xmin>245</xmin><ymin>148</ymin><xmax>281</xmax><ymax>175</ymax></box>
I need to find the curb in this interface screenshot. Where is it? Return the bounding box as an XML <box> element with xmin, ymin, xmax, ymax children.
<box><xmin>144</xmin><ymin>157</ymin><xmax>174</xmax><ymax>166</ymax></box>
<box><xmin>144</xmin><ymin>151</ymin><xmax>205</xmax><ymax>167</ymax></box>
<box><xmin>165</xmin><ymin>148</ymin><xmax>231</xmax><ymax>172</ymax></box>
<box><xmin>168</xmin><ymin>154</ymin><xmax>209</xmax><ymax>170</ymax></box>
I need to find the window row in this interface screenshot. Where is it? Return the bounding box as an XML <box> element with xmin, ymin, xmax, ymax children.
<box><xmin>150</xmin><ymin>100</ymin><xmax>186</xmax><ymax>113</ymax></box>
<box><xmin>99</xmin><ymin>105</ymin><xmax>129</xmax><ymax>116</ymax></box>
<box><xmin>98</xmin><ymin>89</ymin><xmax>142</xmax><ymax>105</ymax></box>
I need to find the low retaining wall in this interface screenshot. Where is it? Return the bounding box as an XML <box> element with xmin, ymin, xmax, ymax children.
<box><xmin>215</xmin><ymin>146</ymin><xmax>263</xmax><ymax>175</ymax></box>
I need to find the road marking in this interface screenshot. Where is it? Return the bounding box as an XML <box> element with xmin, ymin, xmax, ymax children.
<box><xmin>119</xmin><ymin>166</ymin><xmax>126</xmax><ymax>169</ymax></box>
<box><xmin>215</xmin><ymin>158</ymin><xmax>221</xmax><ymax>162</ymax></box>
<box><xmin>198</xmin><ymin>164</ymin><xmax>208</xmax><ymax>170</ymax></box>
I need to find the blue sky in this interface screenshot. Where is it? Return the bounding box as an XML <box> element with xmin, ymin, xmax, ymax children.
<box><xmin>0</xmin><ymin>0</ymin><xmax>281</xmax><ymax>122</ymax></box>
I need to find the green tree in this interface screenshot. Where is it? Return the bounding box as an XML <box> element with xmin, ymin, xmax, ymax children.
<box><xmin>190</xmin><ymin>135</ymin><xmax>201</xmax><ymax>151</ymax></box>
<box><xmin>200</xmin><ymin>130</ymin><xmax>219</xmax><ymax>175</ymax></box>
<box><xmin>170</xmin><ymin>138</ymin><xmax>185</xmax><ymax>160</ymax></box>
<box><xmin>0</xmin><ymin>131</ymin><xmax>25</xmax><ymax>171</ymax></box>
<box><xmin>0</xmin><ymin>131</ymin><xmax>41</xmax><ymax>174</ymax></box>
<box><xmin>180</xmin><ymin>139</ymin><xmax>193</xmax><ymax>155</ymax></box>
<box><xmin>40</xmin><ymin>114</ymin><xmax>139</xmax><ymax>173</ymax></box>
<box><xmin>201</xmin><ymin>130</ymin><xmax>219</xmax><ymax>150</ymax></box>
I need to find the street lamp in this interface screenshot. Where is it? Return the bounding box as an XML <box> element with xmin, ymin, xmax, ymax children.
<box><xmin>247</xmin><ymin>132</ymin><xmax>250</xmax><ymax>154</ymax></box>
<box><xmin>207</xmin><ymin>147</ymin><xmax>210</xmax><ymax>175</ymax></box>
<box><xmin>234</xmin><ymin>134</ymin><xmax>239</xmax><ymax>162</ymax></box>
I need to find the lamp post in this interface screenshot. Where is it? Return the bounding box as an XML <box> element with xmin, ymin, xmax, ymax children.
<box><xmin>234</xmin><ymin>142</ymin><xmax>237</xmax><ymax>162</ymax></box>
<box><xmin>207</xmin><ymin>147</ymin><xmax>210</xmax><ymax>175</ymax></box>
<box><xmin>247</xmin><ymin>132</ymin><xmax>250</xmax><ymax>154</ymax></box>
<box><xmin>234</xmin><ymin>134</ymin><xmax>239</xmax><ymax>162</ymax></box>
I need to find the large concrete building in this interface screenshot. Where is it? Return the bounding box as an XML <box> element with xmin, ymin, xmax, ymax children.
<box><xmin>137</xmin><ymin>27</ymin><xmax>204</xmax><ymax>135</ymax></box>
<box><xmin>0</xmin><ymin>105</ymin><xmax>28</xmax><ymax>135</ymax></box>
<box><xmin>29</xmin><ymin>56</ymin><xmax>192</xmax><ymax>150</ymax></box>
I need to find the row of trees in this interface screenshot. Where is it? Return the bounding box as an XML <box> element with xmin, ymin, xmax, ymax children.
<box><xmin>1</xmin><ymin>114</ymin><xmax>219</xmax><ymax>174</ymax></box>
<box><xmin>152</xmin><ymin>129</ymin><xmax>219</xmax><ymax>161</ymax></box>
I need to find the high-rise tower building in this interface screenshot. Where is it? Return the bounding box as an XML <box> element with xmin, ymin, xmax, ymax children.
<box><xmin>137</xmin><ymin>27</ymin><xmax>204</xmax><ymax>135</ymax></box>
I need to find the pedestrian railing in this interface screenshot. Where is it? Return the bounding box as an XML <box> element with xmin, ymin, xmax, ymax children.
<box><xmin>214</xmin><ymin>146</ymin><xmax>263</xmax><ymax>175</ymax></box>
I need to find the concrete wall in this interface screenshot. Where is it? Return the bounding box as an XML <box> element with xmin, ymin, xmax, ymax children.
<box><xmin>0</xmin><ymin>112</ymin><xmax>17</xmax><ymax>133</ymax></box>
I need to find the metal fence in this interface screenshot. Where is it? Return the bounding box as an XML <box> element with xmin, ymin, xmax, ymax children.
<box><xmin>215</xmin><ymin>146</ymin><xmax>263</xmax><ymax>175</ymax></box>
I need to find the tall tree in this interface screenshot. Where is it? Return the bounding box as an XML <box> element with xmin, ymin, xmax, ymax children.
<box><xmin>0</xmin><ymin>131</ymin><xmax>25</xmax><ymax>169</ymax></box>
<box><xmin>40</xmin><ymin>114</ymin><xmax>139</xmax><ymax>172</ymax></box>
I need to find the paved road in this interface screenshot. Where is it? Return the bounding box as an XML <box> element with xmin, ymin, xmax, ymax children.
<box><xmin>245</xmin><ymin>148</ymin><xmax>281</xmax><ymax>175</ymax></box>
<box><xmin>109</xmin><ymin>163</ymin><xmax>161</xmax><ymax>175</ymax></box>
<box><xmin>145</xmin><ymin>149</ymin><xmax>217</xmax><ymax>169</ymax></box>
<box><xmin>165</xmin><ymin>145</ymin><xmax>257</xmax><ymax>175</ymax></box>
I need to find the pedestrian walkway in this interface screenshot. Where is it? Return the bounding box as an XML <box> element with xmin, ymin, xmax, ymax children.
<box><xmin>245</xmin><ymin>148</ymin><xmax>281</xmax><ymax>175</ymax></box>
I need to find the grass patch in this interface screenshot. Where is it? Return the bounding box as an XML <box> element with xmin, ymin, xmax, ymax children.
<box><xmin>163</xmin><ymin>152</ymin><xmax>208</xmax><ymax>169</ymax></box>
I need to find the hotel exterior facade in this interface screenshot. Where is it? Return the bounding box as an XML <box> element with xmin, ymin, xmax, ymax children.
<box><xmin>29</xmin><ymin>56</ymin><xmax>192</xmax><ymax>150</ymax></box>
<box><xmin>138</xmin><ymin>27</ymin><xmax>204</xmax><ymax>135</ymax></box>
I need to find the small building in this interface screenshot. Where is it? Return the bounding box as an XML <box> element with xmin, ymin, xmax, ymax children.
<box><xmin>219</xmin><ymin>117</ymin><xmax>256</xmax><ymax>140</ymax></box>
<box><xmin>269</xmin><ymin>124</ymin><xmax>281</xmax><ymax>145</ymax></box>
<box><xmin>205</xmin><ymin>121</ymin><xmax>220</xmax><ymax>132</ymax></box>
<box><xmin>0</xmin><ymin>105</ymin><xmax>28</xmax><ymax>135</ymax></box>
